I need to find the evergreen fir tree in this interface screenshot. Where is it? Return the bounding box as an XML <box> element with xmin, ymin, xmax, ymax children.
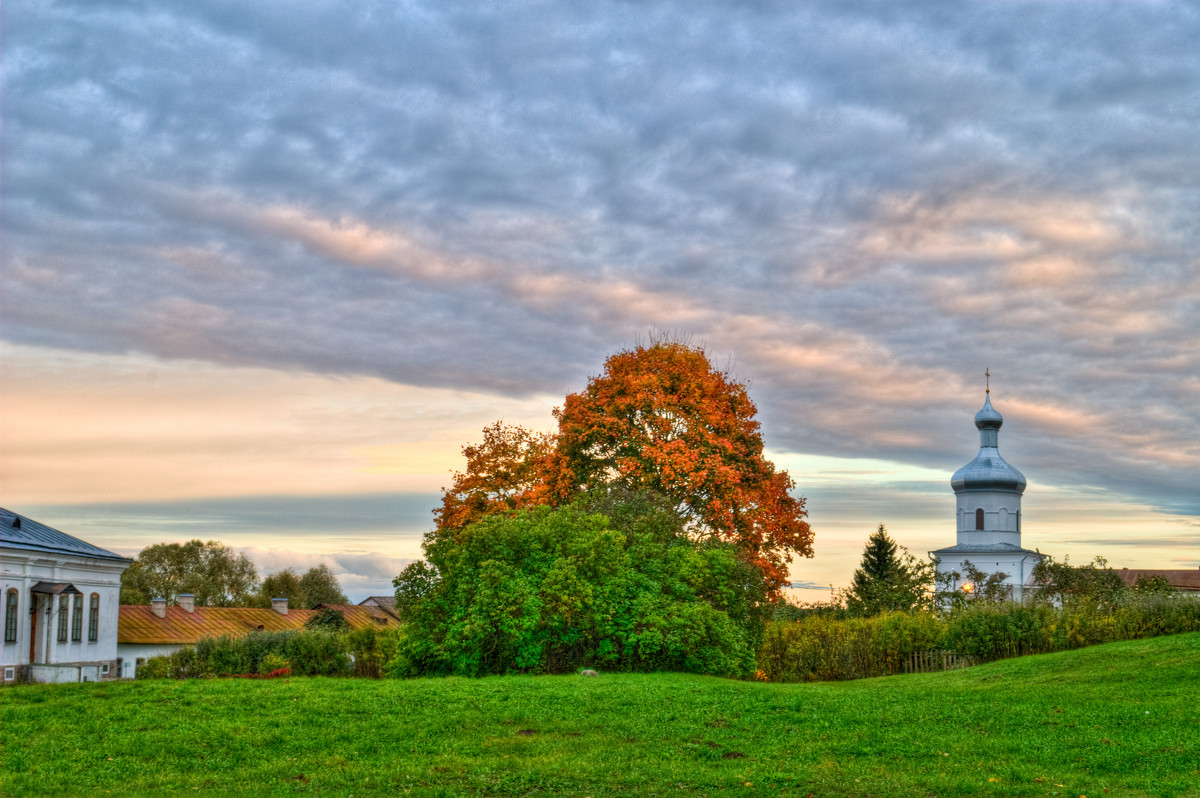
<box><xmin>844</xmin><ymin>525</ymin><xmax>932</xmax><ymax>617</ymax></box>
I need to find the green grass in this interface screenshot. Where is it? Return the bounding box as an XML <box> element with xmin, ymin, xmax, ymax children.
<box><xmin>3</xmin><ymin>633</ymin><xmax>1199</xmax><ymax>797</ymax></box>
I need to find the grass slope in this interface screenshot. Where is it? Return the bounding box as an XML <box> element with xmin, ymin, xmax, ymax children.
<box><xmin>2</xmin><ymin>633</ymin><xmax>1198</xmax><ymax>797</ymax></box>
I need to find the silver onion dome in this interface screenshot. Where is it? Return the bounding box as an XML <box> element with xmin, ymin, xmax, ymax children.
<box><xmin>951</xmin><ymin>394</ymin><xmax>1027</xmax><ymax>494</ymax></box>
<box><xmin>974</xmin><ymin>394</ymin><xmax>1004</xmax><ymax>429</ymax></box>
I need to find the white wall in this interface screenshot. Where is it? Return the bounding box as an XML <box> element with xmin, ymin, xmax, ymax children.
<box><xmin>1</xmin><ymin>547</ymin><xmax>128</xmax><ymax>681</ymax></box>
<box><xmin>936</xmin><ymin>552</ymin><xmax>1042</xmax><ymax>601</ymax></box>
<box><xmin>955</xmin><ymin>490</ymin><xmax>1022</xmax><ymax>546</ymax></box>
<box><xmin>117</xmin><ymin>643</ymin><xmax>185</xmax><ymax>678</ymax></box>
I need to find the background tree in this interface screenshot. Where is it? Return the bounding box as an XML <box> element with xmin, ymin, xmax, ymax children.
<box><xmin>543</xmin><ymin>339</ymin><xmax>812</xmax><ymax>594</ymax></box>
<box><xmin>433</xmin><ymin>422</ymin><xmax>554</xmax><ymax>535</ymax></box>
<box><xmin>299</xmin><ymin>564</ymin><xmax>348</xmax><ymax>606</ymax></box>
<box><xmin>120</xmin><ymin>540</ymin><xmax>258</xmax><ymax>606</ymax></box>
<box><xmin>843</xmin><ymin>525</ymin><xmax>933</xmax><ymax>617</ymax></box>
<box><xmin>258</xmin><ymin>569</ymin><xmax>304</xmax><ymax>607</ymax></box>
<box><xmin>259</xmin><ymin>566</ymin><xmax>347</xmax><ymax>609</ymax></box>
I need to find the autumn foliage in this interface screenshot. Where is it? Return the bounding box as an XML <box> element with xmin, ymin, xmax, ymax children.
<box><xmin>434</xmin><ymin>422</ymin><xmax>554</xmax><ymax>534</ymax></box>
<box><xmin>433</xmin><ymin>340</ymin><xmax>813</xmax><ymax>595</ymax></box>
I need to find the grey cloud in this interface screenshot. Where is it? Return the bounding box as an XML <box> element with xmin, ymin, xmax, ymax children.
<box><xmin>19</xmin><ymin>493</ymin><xmax>439</xmax><ymax>541</ymax></box>
<box><xmin>3</xmin><ymin>1</ymin><xmax>1199</xmax><ymax>520</ymax></box>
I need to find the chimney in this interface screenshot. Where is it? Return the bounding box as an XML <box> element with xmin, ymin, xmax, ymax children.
<box><xmin>177</xmin><ymin>594</ymin><xmax>195</xmax><ymax>613</ymax></box>
<box><xmin>151</xmin><ymin>597</ymin><xmax>167</xmax><ymax>618</ymax></box>
<box><xmin>271</xmin><ymin>597</ymin><xmax>288</xmax><ymax>615</ymax></box>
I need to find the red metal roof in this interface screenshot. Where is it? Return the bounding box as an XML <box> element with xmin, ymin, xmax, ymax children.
<box><xmin>118</xmin><ymin>603</ymin><xmax>399</xmax><ymax>644</ymax></box>
<box><xmin>1113</xmin><ymin>569</ymin><xmax>1200</xmax><ymax>591</ymax></box>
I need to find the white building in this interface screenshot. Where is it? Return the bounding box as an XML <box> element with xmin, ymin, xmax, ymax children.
<box><xmin>2</xmin><ymin>508</ymin><xmax>131</xmax><ymax>683</ymax></box>
<box><xmin>931</xmin><ymin>393</ymin><xmax>1044</xmax><ymax>600</ymax></box>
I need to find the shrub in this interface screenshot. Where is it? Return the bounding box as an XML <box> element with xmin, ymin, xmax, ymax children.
<box><xmin>757</xmin><ymin>611</ymin><xmax>945</xmax><ymax>682</ymax></box>
<box><xmin>260</xmin><ymin>652</ymin><xmax>290</xmax><ymax>675</ymax></box>
<box><xmin>285</xmin><ymin>629</ymin><xmax>349</xmax><ymax>676</ymax></box>
<box><xmin>756</xmin><ymin>593</ymin><xmax>1200</xmax><ymax>682</ymax></box>
<box><xmin>305</xmin><ymin>607</ymin><xmax>350</xmax><ymax>633</ymax></box>
<box><xmin>136</xmin><ymin>656</ymin><xmax>173</xmax><ymax>680</ymax></box>
<box><xmin>137</xmin><ymin>629</ymin><xmax>352</xmax><ymax>679</ymax></box>
<box><xmin>345</xmin><ymin>626</ymin><xmax>404</xmax><ymax>678</ymax></box>
<box><xmin>393</xmin><ymin>498</ymin><xmax>765</xmax><ymax>678</ymax></box>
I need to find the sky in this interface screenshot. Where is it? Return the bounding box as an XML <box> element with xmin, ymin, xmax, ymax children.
<box><xmin>2</xmin><ymin>1</ymin><xmax>1197</xmax><ymax>603</ymax></box>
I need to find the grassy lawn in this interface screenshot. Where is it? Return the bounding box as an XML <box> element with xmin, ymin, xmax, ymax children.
<box><xmin>2</xmin><ymin>633</ymin><xmax>1198</xmax><ymax>797</ymax></box>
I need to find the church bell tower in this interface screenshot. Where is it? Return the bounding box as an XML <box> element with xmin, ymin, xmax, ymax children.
<box><xmin>932</xmin><ymin>374</ymin><xmax>1043</xmax><ymax>599</ymax></box>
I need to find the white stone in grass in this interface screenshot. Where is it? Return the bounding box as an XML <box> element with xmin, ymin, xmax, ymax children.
<box><xmin>580</xmin><ymin>669</ymin><xmax>598</xmax><ymax>677</ymax></box>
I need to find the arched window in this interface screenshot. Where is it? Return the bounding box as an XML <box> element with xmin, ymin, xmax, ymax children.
<box><xmin>58</xmin><ymin>595</ymin><xmax>69</xmax><ymax>642</ymax></box>
<box><xmin>88</xmin><ymin>594</ymin><xmax>100</xmax><ymax>642</ymax></box>
<box><xmin>71</xmin><ymin>595</ymin><xmax>83</xmax><ymax>642</ymax></box>
<box><xmin>4</xmin><ymin>590</ymin><xmax>17</xmax><ymax>643</ymax></box>
<box><xmin>975</xmin><ymin>508</ymin><xmax>985</xmax><ymax>530</ymax></box>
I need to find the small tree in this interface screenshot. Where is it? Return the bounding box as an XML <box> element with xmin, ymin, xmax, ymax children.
<box><xmin>843</xmin><ymin>525</ymin><xmax>933</xmax><ymax>617</ymax></box>
<box><xmin>304</xmin><ymin>607</ymin><xmax>350</xmax><ymax>633</ymax></box>
<box><xmin>1030</xmin><ymin>555</ymin><xmax>1128</xmax><ymax>609</ymax></box>
<box><xmin>258</xmin><ymin>569</ymin><xmax>304</xmax><ymax>608</ymax></box>
<box><xmin>299</xmin><ymin>564</ymin><xmax>348</xmax><ymax>607</ymax></box>
<box><xmin>1132</xmin><ymin>574</ymin><xmax>1177</xmax><ymax>596</ymax></box>
<box><xmin>935</xmin><ymin>560</ymin><xmax>1011</xmax><ymax>612</ymax></box>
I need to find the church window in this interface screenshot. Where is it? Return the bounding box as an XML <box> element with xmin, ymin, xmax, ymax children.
<box><xmin>975</xmin><ymin>508</ymin><xmax>985</xmax><ymax>530</ymax></box>
<box><xmin>58</xmin><ymin>595</ymin><xmax>69</xmax><ymax>642</ymax></box>
<box><xmin>4</xmin><ymin>590</ymin><xmax>17</xmax><ymax>643</ymax></box>
<box><xmin>88</xmin><ymin>594</ymin><xmax>100</xmax><ymax>642</ymax></box>
<box><xmin>71</xmin><ymin>595</ymin><xmax>83</xmax><ymax>642</ymax></box>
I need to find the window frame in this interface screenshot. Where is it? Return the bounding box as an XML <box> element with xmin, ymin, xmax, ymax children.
<box><xmin>71</xmin><ymin>594</ymin><xmax>83</xmax><ymax>642</ymax></box>
<box><xmin>3</xmin><ymin>590</ymin><xmax>17</xmax><ymax>643</ymax></box>
<box><xmin>58</xmin><ymin>594</ymin><xmax>70</xmax><ymax>642</ymax></box>
<box><xmin>88</xmin><ymin>593</ymin><xmax>100</xmax><ymax>642</ymax></box>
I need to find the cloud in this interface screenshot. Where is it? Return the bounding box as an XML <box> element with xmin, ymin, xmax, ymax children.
<box><xmin>2</xmin><ymin>1</ymin><xmax>1198</xmax><ymax>538</ymax></box>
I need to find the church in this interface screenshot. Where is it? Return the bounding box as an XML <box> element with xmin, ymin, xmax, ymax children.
<box><xmin>1</xmin><ymin>508</ymin><xmax>131</xmax><ymax>683</ymax></box>
<box><xmin>931</xmin><ymin>389</ymin><xmax>1044</xmax><ymax>599</ymax></box>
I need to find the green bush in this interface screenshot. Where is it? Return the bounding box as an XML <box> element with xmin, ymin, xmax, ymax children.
<box><xmin>345</xmin><ymin>626</ymin><xmax>404</xmax><ymax>678</ymax></box>
<box><xmin>758</xmin><ymin>611</ymin><xmax>944</xmax><ymax>682</ymax></box>
<box><xmin>135</xmin><ymin>656</ymin><xmax>173</xmax><ymax>680</ymax></box>
<box><xmin>284</xmin><ymin>630</ymin><xmax>349</xmax><ymax>676</ymax></box>
<box><xmin>393</xmin><ymin>497</ymin><xmax>766</xmax><ymax>678</ymax></box>
<box><xmin>758</xmin><ymin>592</ymin><xmax>1200</xmax><ymax>682</ymax></box>
<box><xmin>134</xmin><ymin>629</ymin><xmax>352</xmax><ymax>679</ymax></box>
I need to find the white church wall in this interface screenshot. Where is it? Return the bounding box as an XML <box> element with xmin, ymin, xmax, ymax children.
<box><xmin>1</xmin><ymin>548</ymin><xmax>127</xmax><ymax>681</ymax></box>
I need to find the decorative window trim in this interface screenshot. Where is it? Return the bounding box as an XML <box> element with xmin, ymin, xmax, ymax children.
<box><xmin>88</xmin><ymin>594</ymin><xmax>100</xmax><ymax>642</ymax></box>
<box><xmin>58</xmin><ymin>595</ymin><xmax>70</xmax><ymax>642</ymax></box>
<box><xmin>4</xmin><ymin>590</ymin><xmax>17</xmax><ymax>643</ymax></box>
<box><xmin>71</xmin><ymin>594</ymin><xmax>83</xmax><ymax>642</ymax></box>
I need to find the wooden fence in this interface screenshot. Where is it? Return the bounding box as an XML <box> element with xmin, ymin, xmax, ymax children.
<box><xmin>902</xmin><ymin>650</ymin><xmax>978</xmax><ymax>674</ymax></box>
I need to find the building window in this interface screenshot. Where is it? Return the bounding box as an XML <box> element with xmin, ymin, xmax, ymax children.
<box><xmin>3</xmin><ymin>666</ymin><xmax>14</xmax><ymax>681</ymax></box>
<box><xmin>71</xmin><ymin>595</ymin><xmax>83</xmax><ymax>642</ymax></box>
<box><xmin>58</xmin><ymin>595</ymin><xmax>70</xmax><ymax>642</ymax></box>
<box><xmin>88</xmin><ymin>594</ymin><xmax>100</xmax><ymax>642</ymax></box>
<box><xmin>101</xmin><ymin>663</ymin><xmax>110</xmax><ymax>675</ymax></box>
<box><xmin>4</xmin><ymin>590</ymin><xmax>17</xmax><ymax>643</ymax></box>
<box><xmin>975</xmin><ymin>508</ymin><xmax>985</xmax><ymax>530</ymax></box>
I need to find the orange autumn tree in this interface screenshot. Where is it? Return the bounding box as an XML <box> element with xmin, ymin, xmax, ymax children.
<box><xmin>433</xmin><ymin>421</ymin><xmax>555</xmax><ymax>535</ymax></box>
<box><xmin>543</xmin><ymin>340</ymin><xmax>813</xmax><ymax>595</ymax></box>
